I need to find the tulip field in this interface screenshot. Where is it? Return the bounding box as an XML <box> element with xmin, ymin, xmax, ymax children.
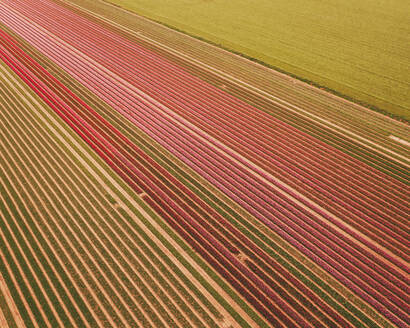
<box><xmin>0</xmin><ymin>0</ymin><xmax>408</xmax><ymax>327</ymax></box>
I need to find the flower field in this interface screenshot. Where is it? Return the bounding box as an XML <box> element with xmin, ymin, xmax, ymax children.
<box><xmin>0</xmin><ymin>0</ymin><xmax>408</xmax><ymax>327</ymax></box>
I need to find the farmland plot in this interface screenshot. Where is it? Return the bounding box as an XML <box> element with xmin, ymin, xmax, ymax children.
<box><xmin>0</xmin><ymin>0</ymin><xmax>408</xmax><ymax>327</ymax></box>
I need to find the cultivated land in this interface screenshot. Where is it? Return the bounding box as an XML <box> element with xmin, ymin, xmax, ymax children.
<box><xmin>106</xmin><ymin>0</ymin><xmax>410</xmax><ymax>119</ymax></box>
<box><xmin>0</xmin><ymin>60</ymin><xmax>265</xmax><ymax>328</ymax></box>
<box><xmin>0</xmin><ymin>0</ymin><xmax>409</xmax><ymax>327</ymax></box>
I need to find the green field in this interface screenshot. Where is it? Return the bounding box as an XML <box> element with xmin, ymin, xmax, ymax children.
<box><xmin>105</xmin><ymin>0</ymin><xmax>410</xmax><ymax>119</ymax></box>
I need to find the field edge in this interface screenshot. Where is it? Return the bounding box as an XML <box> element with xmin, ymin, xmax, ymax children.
<box><xmin>101</xmin><ymin>0</ymin><xmax>409</xmax><ymax>123</ymax></box>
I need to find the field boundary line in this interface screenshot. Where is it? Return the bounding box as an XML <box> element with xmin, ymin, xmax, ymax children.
<box><xmin>63</xmin><ymin>0</ymin><xmax>410</xmax><ymax>168</ymax></box>
<box><xmin>7</xmin><ymin>2</ymin><xmax>406</xmax><ymax>308</ymax></box>
<box><xmin>1</xmin><ymin>3</ymin><xmax>405</xmax><ymax>327</ymax></box>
